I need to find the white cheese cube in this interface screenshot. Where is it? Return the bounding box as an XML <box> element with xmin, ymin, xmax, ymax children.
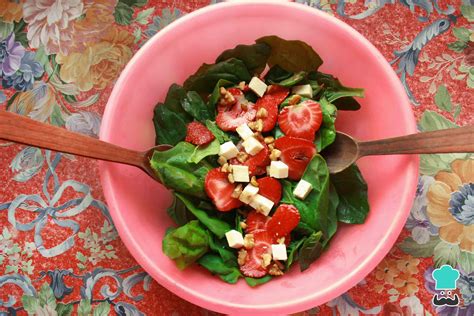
<box><xmin>236</xmin><ymin>124</ymin><xmax>254</xmax><ymax>140</ymax></box>
<box><xmin>225</xmin><ymin>230</ymin><xmax>244</xmax><ymax>248</ymax></box>
<box><xmin>242</xmin><ymin>136</ymin><xmax>264</xmax><ymax>156</ymax></box>
<box><xmin>219</xmin><ymin>141</ymin><xmax>239</xmax><ymax>160</ymax></box>
<box><xmin>292</xmin><ymin>84</ymin><xmax>313</xmax><ymax>98</ymax></box>
<box><xmin>239</xmin><ymin>183</ymin><xmax>259</xmax><ymax>204</ymax></box>
<box><xmin>271</xmin><ymin>244</ymin><xmax>288</xmax><ymax>261</ymax></box>
<box><xmin>249</xmin><ymin>194</ymin><xmax>274</xmax><ymax>216</ymax></box>
<box><xmin>269</xmin><ymin>161</ymin><xmax>289</xmax><ymax>179</ymax></box>
<box><xmin>249</xmin><ymin>76</ymin><xmax>268</xmax><ymax>97</ymax></box>
<box><xmin>232</xmin><ymin>165</ymin><xmax>250</xmax><ymax>182</ymax></box>
<box><xmin>293</xmin><ymin>179</ymin><xmax>313</xmax><ymax>200</ymax></box>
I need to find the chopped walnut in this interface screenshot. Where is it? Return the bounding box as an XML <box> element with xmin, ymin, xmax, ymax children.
<box><xmin>217</xmin><ymin>156</ymin><xmax>227</xmax><ymax>166</ymax></box>
<box><xmin>255</xmin><ymin>119</ymin><xmax>264</xmax><ymax>132</ymax></box>
<box><xmin>227</xmin><ymin>173</ymin><xmax>235</xmax><ymax>183</ymax></box>
<box><xmin>236</xmin><ymin>152</ymin><xmax>248</xmax><ymax>163</ymax></box>
<box><xmin>250</xmin><ymin>176</ymin><xmax>259</xmax><ymax>187</ymax></box>
<box><xmin>221</xmin><ymin>163</ymin><xmax>230</xmax><ymax>172</ymax></box>
<box><xmin>243</xmin><ymin>234</ymin><xmax>255</xmax><ymax>249</ymax></box>
<box><xmin>277</xmin><ymin>237</ymin><xmax>285</xmax><ymax>244</ymax></box>
<box><xmin>240</xmin><ymin>221</ymin><xmax>247</xmax><ymax>229</ymax></box>
<box><xmin>261</xmin><ymin>253</ymin><xmax>272</xmax><ymax>269</ymax></box>
<box><xmin>238</xmin><ymin>81</ymin><xmax>246</xmax><ymax>90</ymax></box>
<box><xmin>256</xmin><ymin>107</ymin><xmax>268</xmax><ymax>119</ymax></box>
<box><xmin>231</xmin><ymin>184</ymin><xmax>243</xmax><ymax>198</ymax></box>
<box><xmin>238</xmin><ymin>249</ymin><xmax>247</xmax><ymax>266</ymax></box>
<box><xmin>268</xmin><ymin>263</ymin><xmax>284</xmax><ymax>276</ymax></box>
<box><xmin>264</xmin><ymin>136</ymin><xmax>275</xmax><ymax>144</ymax></box>
<box><xmin>289</xmin><ymin>95</ymin><xmax>302</xmax><ymax>105</ymax></box>
<box><xmin>269</xmin><ymin>149</ymin><xmax>282</xmax><ymax>161</ymax></box>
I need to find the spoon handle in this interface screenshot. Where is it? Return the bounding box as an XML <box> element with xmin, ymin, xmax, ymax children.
<box><xmin>0</xmin><ymin>111</ymin><xmax>145</xmax><ymax>167</ymax></box>
<box><xmin>358</xmin><ymin>125</ymin><xmax>474</xmax><ymax>157</ymax></box>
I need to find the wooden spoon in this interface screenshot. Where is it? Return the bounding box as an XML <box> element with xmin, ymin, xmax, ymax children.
<box><xmin>323</xmin><ymin>125</ymin><xmax>474</xmax><ymax>173</ymax></box>
<box><xmin>0</xmin><ymin>111</ymin><xmax>171</xmax><ymax>181</ymax></box>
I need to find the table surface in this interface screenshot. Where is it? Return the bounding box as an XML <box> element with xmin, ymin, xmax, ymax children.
<box><xmin>0</xmin><ymin>0</ymin><xmax>473</xmax><ymax>315</ymax></box>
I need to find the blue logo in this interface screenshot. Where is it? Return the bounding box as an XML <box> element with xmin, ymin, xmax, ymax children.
<box><xmin>431</xmin><ymin>265</ymin><xmax>460</xmax><ymax>307</ymax></box>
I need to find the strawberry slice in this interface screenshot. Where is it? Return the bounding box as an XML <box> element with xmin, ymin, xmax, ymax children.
<box><xmin>185</xmin><ymin>121</ymin><xmax>215</xmax><ymax>145</ymax></box>
<box><xmin>255</xmin><ymin>85</ymin><xmax>290</xmax><ymax>132</ymax></box>
<box><xmin>230</xmin><ymin>140</ymin><xmax>270</xmax><ymax>176</ymax></box>
<box><xmin>278</xmin><ymin>99</ymin><xmax>323</xmax><ymax>141</ymax></box>
<box><xmin>216</xmin><ymin>88</ymin><xmax>256</xmax><ymax>131</ymax></box>
<box><xmin>245</xmin><ymin>211</ymin><xmax>270</xmax><ymax>233</ymax></box>
<box><xmin>274</xmin><ymin>136</ymin><xmax>316</xmax><ymax>180</ymax></box>
<box><xmin>204</xmin><ymin>168</ymin><xmax>243</xmax><ymax>212</ymax></box>
<box><xmin>257</xmin><ymin>177</ymin><xmax>282</xmax><ymax>205</ymax></box>
<box><xmin>267</xmin><ymin>204</ymin><xmax>300</xmax><ymax>240</ymax></box>
<box><xmin>240</xmin><ymin>230</ymin><xmax>272</xmax><ymax>278</ymax></box>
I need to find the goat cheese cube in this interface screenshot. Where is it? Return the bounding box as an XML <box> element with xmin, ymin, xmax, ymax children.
<box><xmin>239</xmin><ymin>183</ymin><xmax>259</xmax><ymax>204</ymax></box>
<box><xmin>271</xmin><ymin>244</ymin><xmax>288</xmax><ymax>261</ymax></box>
<box><xmin>225</xmin><ymin>230</ymin><xmax>244</xmax><ymax>248</ymax></box>
<box><xmin>292</xmin><ymin>84</ymin><xmax>313</xmax><ymax>98</ymax></box>
<box><xmin>232</xmin><ymin>165</ymin><xmax>250</xmax><ymax>182</ymax></box>
<box><xmin>236</xmin><ymin>124</ymin><xmax>254</xmax><ymax>140</ymax></box>
<box><xmin>249</xmin><ymin>194</ymin><xmax>274</xmax><ymax>216</ymax></box>
<box><xmin>242</xmin><ymin>136</ymin><xmax>264</xmax><ymax>156</ymax></box>
<box><xmin>269</xmin><ymin>161</ymin><xmax>289</xmax><ymax>179</ymax></box>
<box><xmin>293</xmin><ymin>179</ymin><xmax>313</xmax><ymax>200</ymax></box>
<box><xmin>219</xmin><ymin>141</ymin><xmax>239</xmax><ymax>160</ymax></box>
<box><xmin>249</xmin><ymin>77</ymin><xmax>268</xmax><ymax>97</ymax></box>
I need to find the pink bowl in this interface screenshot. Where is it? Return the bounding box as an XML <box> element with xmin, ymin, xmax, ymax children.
<box><xmin>100</xmin><ymin>1</ymin><xmax>418</xmax><ymax>314</ymax></box>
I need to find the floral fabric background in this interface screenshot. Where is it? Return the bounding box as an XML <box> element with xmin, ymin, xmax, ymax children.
<box><xmin>0</xmin><ymin>0</ymin><xmax>473</xmax><ymax>315</ymax></box>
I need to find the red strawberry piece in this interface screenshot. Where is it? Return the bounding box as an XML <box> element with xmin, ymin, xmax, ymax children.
<box><xmin>274</xmin><ymin>136</ymin><xmax>316</xmax><ymax>180</ymax></box>
<box><xmin>240</xmin><ymin>230</ymin><xmax>272</xmax><ymax>278</ymax></box>
<box><xmin>278</xmin><ymin>99</ymin><xmax>323</xmax><ymax>141</ymax></box>
<box><xmin>256</xmin><ymin>177</ymin><xmax>282</xmax><ymax>205</ymax></box>
<box><xmin>230</xmin><ymin>140</ymin><xmax>270</xmax><ymax>176</ymax></box>
<box><xmin>255</xmin><ymin>85</ymin><xmax>290</xmax><ymax>132</ymax></box>
<box><xmin>204</xmin><ymin>168</ymin><xmax>243</xmax><ymax>212</ymax></box>
<box><xmin>267</xmin><ymin>204</ymin><xmax>300</xmax><ymax>240</ymax></box>
<box><xmin>216</xmin><ymin>88</ymin><xmax>256</xmax><ymax>131</ymax></box>
<box><xmin>185</xmin><ymin>121</ymin><xmax>215</xmax><ymax>145</ymax></box>
<box><xmin>245</xmin><ymin>211</ymin><xmax>270</xmax><ymax>234</ymax></box>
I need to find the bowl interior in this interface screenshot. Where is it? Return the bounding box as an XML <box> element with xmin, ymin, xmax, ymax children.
<box><xmin>100</xmin><ymin>2</ymin><xmax>418</xmax><ymax>315</ymax></box>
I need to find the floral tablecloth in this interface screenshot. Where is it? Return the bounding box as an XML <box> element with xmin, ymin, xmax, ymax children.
<box><xmin>0</xmin><ymin>0</ymin><xmax>473</xmax><ymax>315</ymax></box>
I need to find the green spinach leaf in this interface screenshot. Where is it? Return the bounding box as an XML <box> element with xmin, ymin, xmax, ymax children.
<box><xmin>286</xmin><ymin>237</ymin><xmax>307</xmax><ymax>270</ymax></box>
<box><xmin>205</xmin><ymin>120</ymin><xmax>230</xmax><ymax>144</ymax></box>
<box><xmin>245</xmin><ymin>276</ymin><xmax>272</xmax><ymax>287</ymax></box>
<box><xmin>331</xmin><ymin>164</ymin><xmax>369</xmax><ymax>224</ymax></box>
<box><xmin>150</xmin><ymin>142</ymin><xmax>211</xmax><ymax>198</ymax></box>
<box><xmin>276</xmin><ymin>71</ymin><xmax>306</xmax><ymax>87</ymax></box>
<box><xmin>188</xmin><ymin>139</ymin><xmax>220</xmax><ymax>164</ymax></box>
<box><xmin>167</xmin><ymin>194</ymin><xmax>195</xmax><ymax>226</ymax></box>
<box><xmin>256</xmin><ymin>36</ymin><xmax>323</xmax><ymax>73</ymax></box>
<box><xmin>265</xmin><ymin>65</ymin><xmax>293</xmax><ymax>84</ymax></box>
<box><xmin>181</xmin><ymin>91</ymin><xmax>213</xmax><ymax>122</ymax></box>
<box><xmin>153</xmin><ymin>105</ymin><xmax>187</xmax><ymax>145</ymax></box>
<box><xmin>162</xmin><ymin>220</ymin><xmax>209</xmax><ymax>270</ymax></box>
<box><xmin>299</xmin><ymin>231</ymin><xmax>323</xmax><ymax>272</ymax></box>
<box><xmin>198</xmin><ymin>254</ymin><xmax>241</xmax><ymax>284</ymax></box>
<box><xmin>314</xmin><ymin>97</ymin><xmax>337</xmax><ymax>151</ymax></box>
<box><xmin>184</xmin><ymin>58</ymin><xmax>251</xmax><ymax>93</ymax></box>
<box><xmin>208</xmin><ymin>235</ymin><xmax>237</xmax><ymax>266</ymax></box>
<box><xmin>325</xmin><ymin>183</ymin><xmax>339</xmax><ymax>246</ymax></box>
<box><xmin>163</xmin><ymin>84</ymin><xmax>190</xmax><ymax>119</ymax></box>
<box><xmin>208</xmin><ymin>79</ymin><xmax>234</xmax><ymax>109</ymax></box>
<box><xmin>216</xmin><ymin>42</ymin><xmax>271</xmax><ymax>74</ymax></box>
<box><xmin>175</xmin><ymin>193</ymin><xmax>232</xmax><ymax>238</ymax></box>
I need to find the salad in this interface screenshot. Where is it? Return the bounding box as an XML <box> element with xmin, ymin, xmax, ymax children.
<box><xmin>151</xmin><ymin>36</ymin><xmax>369</xmax><ymax>286</ymax></box>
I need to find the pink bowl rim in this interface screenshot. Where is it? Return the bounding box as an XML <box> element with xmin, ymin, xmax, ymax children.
<box><xmin>99</xmin><ymin>1</ymin><xmax>419</xmax><ymax>314</ymax></box>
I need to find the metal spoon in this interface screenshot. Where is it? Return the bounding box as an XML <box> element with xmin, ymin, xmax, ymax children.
<box><xmin>0</xmin><ymin>111</ymin><xmax>170</xmax><ymax>181</ymax></box>
<box><xmin>322</xmin><ymin>125</ymin><xmax>474</xmax><ymax>173</ymax></box>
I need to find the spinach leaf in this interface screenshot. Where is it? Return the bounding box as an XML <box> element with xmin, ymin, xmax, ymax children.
<box><xmin>281</xmin><ymin>155</ymin><xmax>330</xmax><ymax>235</ymax></box>
<box><xmin>308</xmin><ymin>71</ymin><xmax>363</xmax><ymax>111</ymax></box>
<box><xmin>188</xmin><ymin>139</ymin><xmax>220</xmax><ymax>164</ymax></box>
<box><xmin>162</xmin><ymin>220</ymin><xmax>209</xmax><ymax>270</ymax></box>
<box><xmin>331</xmin><ymin>164</ymin><xmax>369</xmax><ymax>224</ymax></box>
<box><xmin>153</xmin><ymin>105</ymin><xmax>187</xmax><ymax>145</ymax></box>
<box><xmin>175</xmin><ymin>193</ymin><xmax>232</xmax><ymax>238</ymax></box>
<box><xmin>163</xmin><ymin>84</ymin><xmax>190</xmax><ymax>119</ymax></box>
<box><xmin>273</xmin><ymin>126</ymin><xmax>284</xmax><ymax>139</ymax></box>
<box><xmin>299</xmin><ymin>231</ymin><xmax>323</xmax><ymax>272</ymax></box>
<box><xmin>167</xmin><ymin>195</ymin><xmax>195</xmax><ymax>226</ymax></box>
<box><xmin>216</xmin><ymin>42</ymin><xmax>271</xmax><ymax>74</ymax></box>
<box><xmin>150</xmin><ymin>142</ymin><xmax>211</xmax><ymax>198</ymax></box>
<box><xmin>286</xmin><ymin>237</ymin><xmax>307</xmax><ymax>270</ymax></box>
<box><xmin>183</xmin><ymin>58</ymin><xmax>251</xmax><ymax>93</ymax></box>
<box><xmin>245</xmin><ymin>276</ymin><xmax>272</xmax><ymax>287</ymax></box>
<box><xmin>208</xmin><ymin>235</ymin><xmax>237</xmax><ymax>266</ymax></box>
<box><xmin>265</xmin><ymin>65</ymin><xmax>293</xmax><ymax>84</ymax></box>
<box><xmin>314</xmin><ymin>98</ymin><xmax>337</xmax><ymax>151</ymax></box>
<box><xmin>276</xmin><ymin>71</ymin><xmax>306</xmax><ymax>87</ymax></box>
<box><xmin>256</xmin><ymin>36</ymin><xmax>323</xmax><ymax>73</ymax></box>
<box><xmin>198</xmin><ymin>254</ymin><xmax>241</xmax><ymax>284</ymax></box>
<box><xmin>235</xmin><ymin>213</ymin><xmax>243</xmax><ymax>234</ymax></box>
<box><xmin>181</xmin><ymin>91</ymin><xmax>213</xmax><ymax>122</ymax></box>
<box><xmin>208</xmin><ymin>79</ymin><xmax>234</xmax><ymax>109</ymax></box>
<box><xmin>205</xmin><ymin>120</ymin><xmax>230</xmax><ymax>144</ymax></box>
<box><xmin>244</xmin><ymin>90</ymin><xmax>258</xmax><ymax>103</ymax></box>
<box><xmin>325</xmin><ymin>183</ymin><xmax>339</xmax><ymax>246</ymax></box>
